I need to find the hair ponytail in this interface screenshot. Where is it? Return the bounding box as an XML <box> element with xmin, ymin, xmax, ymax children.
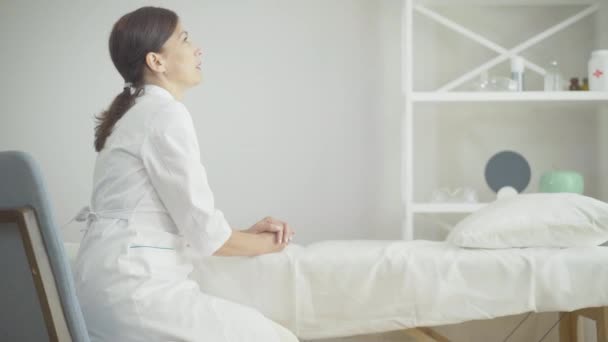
<box><xmin>93</xmin><ymin>6</ymin><xmax>178</xmax><ymax>152</ymax></box>
<box><xmin>94</xmin><ymin>86</ymin><xmax>144</xmax><ymax>152</ymax></box>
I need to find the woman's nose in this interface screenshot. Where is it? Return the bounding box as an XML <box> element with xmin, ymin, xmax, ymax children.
<box><xmin>195</xmin><ymin>48</ymin><xmax>202</xmax><ymax>57</ymax></box>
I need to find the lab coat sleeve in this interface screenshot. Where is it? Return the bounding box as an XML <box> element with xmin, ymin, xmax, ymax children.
<box><xmin>140</xmin><ymin>101</ymin><xmax>232</xmax><ymax>257</ymax></box>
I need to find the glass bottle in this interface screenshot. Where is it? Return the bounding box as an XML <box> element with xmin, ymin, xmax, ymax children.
<box><xmin>569</xmin><ymin>78</ymin><xmax>580</xmax><ymax>91</ymax></box>
<box><xmin>581</xmin><ymin>77</ymin><xmax>590</xmax><ymax>91</ymax></box>
<box><xmin>544</xmin><ymin>60</ymin><xmax>563</xmax><ymax>91</ymax></box>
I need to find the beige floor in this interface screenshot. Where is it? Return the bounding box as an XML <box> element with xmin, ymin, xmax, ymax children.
<box><xmin>305</xmin><ymin>312</ymin><xmax>597</xmax><ymax>342</ymax></box>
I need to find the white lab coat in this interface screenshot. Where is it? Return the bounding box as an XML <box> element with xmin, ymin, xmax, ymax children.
<box><xmin>74</xmin><ymin>84</ymin><xmax>295</xmax><ymax>342</ymax></box>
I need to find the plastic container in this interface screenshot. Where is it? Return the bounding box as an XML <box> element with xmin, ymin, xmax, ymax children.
<box><xmin>588</xmin><ymin>50</ymin><xmax>608</xmax><ymax>91</ymax></box>
<box><xmin>539</xmin><ymin>170</ymin><xmax>584</xmax><ymax>194</ymax></box>
<box><xmin>470</xmin><ymin>74</ymin><xmax>517</xmax><ymax>92</ymax></box>
<box><xmin>510</xmin><ymin>57</ymin><xmax>525</xmax><ymax>91</ymax></box>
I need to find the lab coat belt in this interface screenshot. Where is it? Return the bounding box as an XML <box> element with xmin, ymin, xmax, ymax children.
<box><xmin>74</xmin><ymin>206</ymin><xmax>134</xmax><ymax>222</ymax></box>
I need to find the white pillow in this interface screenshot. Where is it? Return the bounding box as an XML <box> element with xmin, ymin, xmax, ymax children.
<box><xmin>447</xmin><ymin>193</ymin><xmax>608</xmax><ymax>248</ymax></box>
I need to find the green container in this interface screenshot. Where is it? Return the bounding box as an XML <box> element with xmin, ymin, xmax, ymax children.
<box><xmin>539</xmin><ymin>170</ymin><xmax>584</xmax><ymax>194</ymax></box>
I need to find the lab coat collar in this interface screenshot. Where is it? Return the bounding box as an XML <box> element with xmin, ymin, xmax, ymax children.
<box><xmin>142</xmin><ymin>84</ymin><xmax>175</xmax><ymax>101</ymax></box>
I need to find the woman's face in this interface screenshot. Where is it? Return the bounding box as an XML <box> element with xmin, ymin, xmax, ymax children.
<box><xmin>158</xmin><ymin>21</ymin><xmax>202</xmax><ymax>90</ymax></box>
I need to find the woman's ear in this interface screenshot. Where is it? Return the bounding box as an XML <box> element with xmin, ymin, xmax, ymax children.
<box><xmin>145</xmin><ymin>52</ymin><xmax>166</xmax><ymax>73</ymax></box>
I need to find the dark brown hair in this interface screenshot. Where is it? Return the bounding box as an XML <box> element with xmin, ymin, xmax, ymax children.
<box><xmin>94</xmin><ymin>6</ymin><xmax>178</xmax><ymax>152</ymax></box>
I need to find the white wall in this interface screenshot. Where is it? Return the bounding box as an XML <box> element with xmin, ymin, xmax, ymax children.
<box><xmin>0</xmin><ymin>1</ymin><xmax>601</xmax><ymax>341</ymax></box>
<box><xmin>0</xmin><ymin>0</ymin><xmax>404</xmax><ymax>245</ymax></box>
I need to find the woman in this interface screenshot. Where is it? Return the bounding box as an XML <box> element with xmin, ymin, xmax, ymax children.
<box><xmin>74</xmin><ymin>6</ymin><xmax>297</xmax><ymax>341</ymax></box>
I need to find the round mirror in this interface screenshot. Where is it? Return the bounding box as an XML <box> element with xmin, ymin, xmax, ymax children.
<box><xmin>484</xmin><ymin>150</ymin><xmax>531</xmax><ymax>193</ymax></box>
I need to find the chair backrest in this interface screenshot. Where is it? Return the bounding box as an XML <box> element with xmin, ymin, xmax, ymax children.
<box><xmin>0</xmin><ymin>151</ymin><xmax>90</xmax><ymax>342</ymax></box>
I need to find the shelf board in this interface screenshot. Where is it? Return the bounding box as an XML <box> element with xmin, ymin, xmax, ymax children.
<box><xmin>412</xmin><ymin>202</ymin><xmax>488</xmax><ymax>213</ymax></box>
<box><xmin>416</xmin><ymin>0</ymin><xmax>600</xmax><ymax>6</ymax></box>
<box><xmin>411</xmin><ymin>91</ymin><xmax>608</xmax><ymax>103</ymax></box>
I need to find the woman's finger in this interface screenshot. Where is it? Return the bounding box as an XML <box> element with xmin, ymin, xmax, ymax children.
<box><xmin>281</xmin><ymin>222</ymin><xmax>293</xmax><ymax>244</ymax></box>
<box><xmin>283</xmin><ymin>223</ymin><xmax>289</xmax><ymax>244</ymax></box>
<box><xmin>286</xmin><ymin>223</ymin><xmax>295</xmax><ymax>243</ymax></box>
<box><xmin>265</xmin><ymin>223</ymin><xmax>282</xmax><ymax>243</ymax></box>
<box><xmin>268</xmin><ymin>217</ymin><xmax>294</xmax><ymax>244</ymax></box>
<box><xmin>276</xmin><ymin>223</ymin><xmax>284</xmax><ymax>244</ymax></box>
<box><xmin>268</xmin><ymin>223</ymin><xmax>282</xmax><ymax>232</ymax></box>
<box><xmin>268</xmin><ymin>218</ymin><xmax>285</xmax><ymax>243</ymax></box>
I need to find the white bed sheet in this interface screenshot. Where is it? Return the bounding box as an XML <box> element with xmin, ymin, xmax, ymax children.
<box><xmin>191</xmin><ymin>240</ymin><xmax>608</xmax><ymax>340</ymax></box>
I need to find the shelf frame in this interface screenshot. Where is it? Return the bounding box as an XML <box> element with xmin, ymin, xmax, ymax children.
<box><xmin>416</xmin><ymin>0</ymin><xmax>600</xmax><ymax>7</ymax></box>
<box><xmin>412</xmin><ymin>91</ymin><xmax>608</xmax><ymax>102</ymax></box>
<box><xmin>401</xmin><ymin>0</ymin><xmax>603</xmax><ymax>240</ymax></box>
<box><xmin>412</xmin><ymin>203</ymin><xmax>488</xmax><ymax>213</ymax></box>
<box><xmin>416</xmin><ymin>3</ymin><xmax>600</xmax><ymax>92</ymax></box>
<box><xmin>414</xmin><ymin>4</ymin><xmax>547</xmax><ymax>79</ymax></box>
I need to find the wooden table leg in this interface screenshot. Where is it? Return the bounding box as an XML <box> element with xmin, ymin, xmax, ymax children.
<box><xmin>418</xmin><ymin>328</ymin><xmax>450</xmax><ymax>342</ymax></box>
<box><xmin>597</xmin><ymin>307</ymin><xmax>608</xmax><ymax>342</ymax></box>
<box><xmin>399</xmin><ymin>328</ymin><xmax>451</xmax><ymax>342</ymax></box>
<box><xmin>559</xmin><ymin>312</ymin><xmax>578</xmax><ymax>342</ymax></box>
<box><xmin>400</xmin><ymin>328</ymin><xmax>439</xmax><ymax>341</ymax></box>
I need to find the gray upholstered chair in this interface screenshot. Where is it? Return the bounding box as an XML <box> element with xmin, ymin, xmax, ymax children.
<box><xmin>0</xmin><ymin>150</ymin><xmax>90</xmax><ymax>342</ymax></box>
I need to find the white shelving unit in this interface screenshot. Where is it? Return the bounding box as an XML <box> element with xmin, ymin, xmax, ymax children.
<box><xmin>413</xmin><ymin>91</ymin><xmax>608</xmax><ymax>103</ymax></box>
<box><xmin>411</xmin><ymin>202</ymin><xmax>488</xmax><ymax>213</ymax></box>
<box><xmin>401</xmin><ymin>0</ymin><xmax>607</xmax><ymax>240</ymax></box>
